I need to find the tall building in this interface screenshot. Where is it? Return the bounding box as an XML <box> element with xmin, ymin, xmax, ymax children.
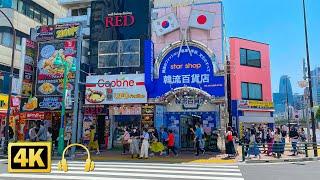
<box><xmin>279</xmin><ymin>75</ymin><xmax>294</xmax><ymax>106</ymax></box>
<box><xmin>0</xmin><ymin>0</ymin><xmax>66</xmax><ymax>95</ymax></box>
<box><xmin>293</xmin><ymin>93</ymin><xmax>304</xmax><ymax>110</ymax></box>
<box><xmin>230</xmin><ymin>37</ymin><xmax>274</xmax><ymax>132</ymax></box>
<box><xmin>311</xmin><ymin>67</ymin><xmax>320</xmax><ymax>105</ymax></box>
<box><xmin>273</xmin><ymin>92</ymin><xmax>286</xmax><ymax>114</ymax></box>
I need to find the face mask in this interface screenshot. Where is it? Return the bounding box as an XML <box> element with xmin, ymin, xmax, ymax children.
<box><xmin>133</xmin><ymin>129</ymin><xmax>136</xmax><ymax>132</ymax></box>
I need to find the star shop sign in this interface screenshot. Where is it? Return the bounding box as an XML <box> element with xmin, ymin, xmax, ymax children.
<box><xmin>163</xmin><ymin>74</ymin><xmax>210</xmax><ymax>85</ymax></box>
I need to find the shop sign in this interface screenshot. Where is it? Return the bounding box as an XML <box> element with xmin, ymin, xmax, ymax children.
<box><xmin>38</xmin><ymin>97</ymin><xmax>62</xmax><ymax>110</ymax></box>
<box><xmin>54</xmin><ymin>23</ymin><xmax>80</xmax><ymax>39</ymax></box>
<box><xmin>26</xmin><ymin>112</ymin><xmax>45</xmax><ymax>120</ymax></box>
<box><xmin>36</xmin><ymin>40</ymin><xmax>77</xmax><ymax>96</ymax></box>
<box><xmin>85</xmin><ymin>74</ymin><xmax>147</xmax><ymax>104</ymax></box>
<box><xmin>144</xmin><ymin>40</ymin><xmax>155</xmax><ymax>92</ymax></box>
<box><xmin>0</xmin><ymin>94</ymin><xmax>8</xmax><ymax>110</ymax></box>
<box><xmin>33</xmin><ymin>25</ymin><xmax>55</xmax><ymax>42</ymax></box>
<box><xmin>22</xmin><ymin>39</ymin><xmax>37</xmax><ymax>97</ymax></box>
<box><xmin>238</xmin><ymin>100</ymin><xmax>274</xmax><ymax>110</ymax></box>
<box><xmin>105</xmin><ymin>12</ymin><xmax>135</xmax><ymax>28</ymax></box>
<box><xmin>148</xmin><ymin>45</ymin><xmax>224</xmax><ymax>98</ymax></box>
<box><xmin>83</xmin><ymin>105</ymin><xmax>108</xmax><ymax>115</ymax></box>
<box><xmin>110</xmin><ymin>105</ymin><xmax>141</xmax><ymax>115</ymax></box>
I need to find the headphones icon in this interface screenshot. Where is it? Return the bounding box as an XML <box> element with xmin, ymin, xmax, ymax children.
<box><xmin>57</xmin><ymin>143</ymin><xmax>95</xmax><ymax>172</ymax></box>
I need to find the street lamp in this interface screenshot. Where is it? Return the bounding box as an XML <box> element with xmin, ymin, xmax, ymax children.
<box><xmin>54</xmin><ymin>53</ymin><xmax>76</xmax><ymax>156</ymax></box>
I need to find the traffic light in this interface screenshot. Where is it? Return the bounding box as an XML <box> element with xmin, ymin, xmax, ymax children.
<box><xmin>0</xmin><ymin>0</ymin><xmax>12</xmax><ymax>8</ymax></box>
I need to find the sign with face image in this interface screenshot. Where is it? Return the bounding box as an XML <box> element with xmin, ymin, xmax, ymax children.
<box><xmin>36</xmin><ymin>40</ymin><xmax>77</xmax><ymax>96</ymax></box>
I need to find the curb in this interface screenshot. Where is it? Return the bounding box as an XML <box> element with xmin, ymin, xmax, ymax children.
<box><xmin>245</xmin><ymin>157</ymin><xmax>320</xmax><ymax>163</ymax></box>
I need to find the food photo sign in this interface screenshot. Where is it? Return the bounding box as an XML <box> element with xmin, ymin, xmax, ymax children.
<box><xmin>85</xmin><ymin>74</ymin><xmax>147</xmax><ymax>104</ymax></box>
<box><xmin>36</xmin><ymin>40</ymin><xmax>77</xmax><ymax>96</ymax></box>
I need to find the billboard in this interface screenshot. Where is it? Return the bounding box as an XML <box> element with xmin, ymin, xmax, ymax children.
<box><xmin>85</xmin><ymin>74</ymin><xmax>147</xmax><ymax>104</ymax></box>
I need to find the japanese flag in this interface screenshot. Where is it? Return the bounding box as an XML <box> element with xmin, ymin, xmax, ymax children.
<box><xmin>152</xmin><ymin>13</ymin><xmax>180</xmax><ymax>36</ymax></box>
<box><xmin>189</xmin><ymin>9</ymin><xmax>215</xmax><ymax>30</ymax></box>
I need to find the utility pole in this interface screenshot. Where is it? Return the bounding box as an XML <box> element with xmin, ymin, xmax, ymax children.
<box><xmin>285</xmin><ymin>76</ymin><xmax>291</xmax><ymax>131</ymax></box>
<box><xmin>302</xmin><ymin>0</ymin><xmax>318</xmax><ymax>156</ymax></box>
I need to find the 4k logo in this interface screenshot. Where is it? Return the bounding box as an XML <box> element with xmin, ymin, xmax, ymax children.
<box><xmin>8</xmin><ymin>142</ymin><xmax>51</xmax><ymax>173</ymax></box>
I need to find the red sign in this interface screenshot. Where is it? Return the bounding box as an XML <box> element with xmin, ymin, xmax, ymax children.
<box><xmin>83</xmin><ymin>105</ymin><xmax>108</xmax><ymax>115</ymax></box>
<box><xmin>105</xmin><ymin>12</ymin><xmax>135</xmax><ymax>28</ymax></box>
<box><xmin>26</xmin><ymin>112</ymin><xmax>45</xmax><ymax>120</ymax></box>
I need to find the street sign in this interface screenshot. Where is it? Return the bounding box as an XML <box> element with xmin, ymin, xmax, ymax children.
<box><xmin>8</xmin><ymin>142</ymin><xmax>51</xmax><ymax>173</ymax></box>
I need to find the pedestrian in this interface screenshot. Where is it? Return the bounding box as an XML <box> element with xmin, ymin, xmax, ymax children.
<box><xmin>47</xmin><ymin>127</ymin><xmax>52</xmax><ymax>141</ymax></box>
<box><xmin>194</xmin><ymin>124</ymin><xmax>205</xmax><ymax>156</ymax></box>
<box><xmin>121</xmin><ymin>128</ymin><xmax>130</xmax><ymax>155</ymax></box>
<box><xmin>289</xmin><ymin>127</ymin><xmax>299</xmax><ymax>156</ymax></box>
<box><xmin>29</xmin><ymin>123</ymin><xmax>38</xmax><ymax>142</ymax></box>
<box><xmin>129</xmin><ymin>127</ymin><xmax>140</xmax><ymax>158</ymax></box>
<box><xmin>159</xmin><ymin>128</ymin><xmax>168</xmax><ymax>155</ymax></box>
<box><xmin>1</xmin><ymin>124</ymin><xmax>14</xmax><ymax>147</ymax></box>
<box><xmin>225</xmin><ymin>126</ymin><xmax>235</xmax><ymax>158</ymax></box>
<box><xmin>247</xmin><ymin>129</ymin><xmax>261</xmax><ymax>159</ymax></box>
<box><xmin>243</xmin><ymin>128</ymin><xmax>251</xmax><ymax>156</ymax></box>
<box><xmin>261</xmin><ymin>126</ymin><xmax>268</xmax><ymax>153</ymax></box>
<box><xmin>232</xmin><ymin>127</ymin><xmax>239</xmax><ymax>156</ymax></box>
<box><xmin>139</xmin><ymin>128</ymin><xmax>150</xmax><ymax>159</ymax></box>
<box><xmin>150</xmin><ymin>129</ymin><xmax>165</xmax><ymax>156</ymax></box>
<box><xmin>88</xmin><ymin>125</ymin><xmax>100</xmax><ymax>155</ymax></box>
<box><xmin>36</xmin><ymin>121</ymin><xmax>47</xmax><ymax>142</ymax></box>
<box><xmin>298</xmin><ymin>128</ymin><xmax>307</xmax><ymax>154</ymax></box>
<box><xmin>273</xmin><ymin>128</ymin><xmax>282</xmax><ymax>158</ymax></box>
<box><xmin>266</xmin><ymin>128</ymin><xmax>274</xmax><ymax>156</ymax></box>
<box><xmin>166</xmin><ymin>129</ymin><xmax>178</xmax><ymax>156</ymax></box>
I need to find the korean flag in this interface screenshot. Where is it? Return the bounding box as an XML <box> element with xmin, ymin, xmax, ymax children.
<box><xmin>152</xmin><ymin>13</ymin><xmax>180</xmax><ymax>36</ymax></box>
<box><xmin>189</xmin><ymin>9</ymin><xmax>215</xmax><ymax>30</ymax></box>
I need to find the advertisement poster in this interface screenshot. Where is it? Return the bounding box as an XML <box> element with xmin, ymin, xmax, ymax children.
<box><xmin>82</xmin><ymin>115</ymin><xmax>95</xmax><ymax>144</ymax></box>
<box><xmin>36</xmin><ymin>40</ymin><xmax>77</xmax><ymax>96</ymax></box>
<box><xmin>21</xmin><ymin>96</ymin><xmax>62</xmax><ymax>111</ymax></box>
<box><xmin>22</xmin><ymin>39</ymin><xmax>37</xmax><ymax>97</ymax></box>
<box><xmin>54</xmin><ymin>23</ymin><xmax>80</xmax><ymax>39</ymax></box>
<box><xmin>85</xmin><ymin>74</ymin><xmax>147</xmax><ymax>104</ymax></box>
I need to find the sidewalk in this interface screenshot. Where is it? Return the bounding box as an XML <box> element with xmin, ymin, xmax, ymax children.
<box><xmin>71</xmin><ymin>150</ymin><xmax>238</xmax><ymax>164</ymax></box>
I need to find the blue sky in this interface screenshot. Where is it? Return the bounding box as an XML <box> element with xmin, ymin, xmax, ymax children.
<box><xmin>223</xmin><ymin>0</ymin><xmax>320</xmax><ymax>94</ymax></box>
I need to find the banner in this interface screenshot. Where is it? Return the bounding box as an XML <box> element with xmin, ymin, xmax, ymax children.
<box><xmin>85</xmin><ymin>74</ymin><xmax>147</xmax><ymax>104</ymax></box>
<box><xmin>36</xmin><ymin>40</ymin><xmax>77</xmax><ymax>96</ymax></box>
<box><xmin>238</xmin><ymin>100</ymin><xmax>274</xmax><ymax>110</ymax></box>
<box><xmin>32</xmin><ymin>23</ymin><xmax>80</xmax><ymax>42</ymax></box>
<box><xmin>22</xmin><ymin>39</ymin><xmax>37</xmax><ymax>97</ymax></box>
<box><xmin>144</xmin><ymin>40</ymin><xmax>155</xmax><ymax>92</ymax></box>
<box><xmin>21</xmin><ymin>96</ymin><xmax>62</xmax><ymax>111</ymax></box>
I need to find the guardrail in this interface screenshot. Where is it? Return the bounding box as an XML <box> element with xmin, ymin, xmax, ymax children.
<box><xmin>241</xmin><ymin>142</ymin><xmax>320</xmax><ymax>162</ymax></box>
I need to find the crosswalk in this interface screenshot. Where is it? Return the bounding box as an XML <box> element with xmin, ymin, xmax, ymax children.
<box><xmin>1</xmin><ymin>161</ymin><xmax>244</xmax><ymax>180</ymax></box>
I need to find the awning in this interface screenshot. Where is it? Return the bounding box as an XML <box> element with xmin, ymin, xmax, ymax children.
<box><xmin>239</xmin><ymin>116</ymin><xmax>274</xmax><ymax>123</ymax></box>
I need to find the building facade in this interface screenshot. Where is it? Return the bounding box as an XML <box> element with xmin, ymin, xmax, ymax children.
<box><xmin>311</xmin><ymin>67</ymin><xmax>320</xmax><ymax>106</ymax></box>
<box><xmin>229</xmin><ymin>37</ymin><xmax>274</xmax><ymax>134</ymax></box>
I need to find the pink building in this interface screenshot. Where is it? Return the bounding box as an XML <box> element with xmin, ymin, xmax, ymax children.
<box><xmin>229</xmin><ymin>37</ymin><xmax>274</xmax><ymax>129</ymax></box>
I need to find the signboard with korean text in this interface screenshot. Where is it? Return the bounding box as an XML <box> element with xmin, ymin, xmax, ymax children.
<box><xmin>21</xmin><ymin>97</ymin><xmax>62</xmax><ymax>111</ymax></box>
<box><xmin>148</xmin><ymin>45</ymin><xmax>224</xmax><ymax>98</ymax></box>
<box><xmin>36</xmin><ymin>40</ymin><xmax>77</xmax><ymax>96</ymax></box>
<box><xmin>22</xmin><ymin>39</ymin><xmax>37</xmax><ymax>97</ymax></box>
<box><xmin>32</xmin><ymin>23</ymin><xmax>80</xmax><ymax>42</ymax></box>
<box><xmin>54</xmin><ymin>23</ymin><xmax>80</xmax><ymax>39</ymax></box>
<box><xmin>85</xmin><ymin>74</ymin><xmax>147</xmax><ymax>104</ymax></box>
<box><xmin>109</xmin><ymin>105</ymin><xmax>142</xmax><ymax>115</ymax></box>
<box><xmin>238</xmin><ymin>100</ymin><xmax>274</xmax><ymax>110</ymax></box>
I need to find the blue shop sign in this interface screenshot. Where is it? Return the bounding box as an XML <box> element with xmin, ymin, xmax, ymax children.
<box><xmin>148</xmin><ymin>45</ymin><xmax>224</xmax><ymax>98</ymax></box>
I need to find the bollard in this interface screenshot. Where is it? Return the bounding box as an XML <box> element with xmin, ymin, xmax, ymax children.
<box><xmin>242</xmin><ymin>143</ymin><xmax>245</xmax><ymax>162</ymax></box>
<box><xmin>305</xmin><ymin>143</ymin><xmax>308</xmax><ymax>157</ymax></box>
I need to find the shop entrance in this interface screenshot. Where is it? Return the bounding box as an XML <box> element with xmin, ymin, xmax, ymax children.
<box><xmin>180</xmin><ymin>115</ymin><xmax>201</xmax><ymax>150</ymax></box>
<box><xmin>96</xmin><ymin>115</ymin><xmax>106</xmax><ymax>146</ymax></box>
<box><xmin>111</xmin><ymin>115</ymin><xmax>141</xmax><ymax>148</ymax></box>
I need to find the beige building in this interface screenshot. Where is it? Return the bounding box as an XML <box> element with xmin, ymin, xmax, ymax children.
<box><xmin>0</xmin><ymin>0</ymin><xmax>66</xmax><ymax>73</ymax></box>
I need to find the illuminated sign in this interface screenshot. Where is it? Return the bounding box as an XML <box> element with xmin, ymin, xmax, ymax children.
<box><xmin>105</xmin><ymin>12</ymin><xmax>135</xmax><ymax>28</ymax></box>
<box><xmin>8</xmin><ymin>142</ymin><xmax>51</xmax><ymax>173</ymax></box>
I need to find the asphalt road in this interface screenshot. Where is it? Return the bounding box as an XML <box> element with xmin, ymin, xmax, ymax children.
<box><xmin>240</xmin><ymin>161</ymin><xmax>320</xmax><ymax>180</ymax></box>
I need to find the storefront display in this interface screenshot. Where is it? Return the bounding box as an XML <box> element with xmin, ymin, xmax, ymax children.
<box><xmin>141</xmin><ymin>104</ymin><xmax>154</xmax><ymax>128</ymax></box>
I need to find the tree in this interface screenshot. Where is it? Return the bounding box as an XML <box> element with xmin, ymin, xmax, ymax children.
<box><xmin>316</xmin><ymin>107</ymin><xmax>320</xmax><ymax>122</ymax></box>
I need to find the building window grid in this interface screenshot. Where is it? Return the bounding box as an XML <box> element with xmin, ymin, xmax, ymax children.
<box><xmin>98</xmin><ymin>39</ymin><xmax>140</xmax><ymax>68</ymax></box>
<box><xmin>240</xmin><ymin>48</ymin><xmax>261</xmax><ymax>68</ymax></box>
<box><xmin>241</xmin><ymin>82</ymin><xmax>263</xmax><ymax>101</ymax></box>
<box><xmin>11</xmin><ymin>0</ymin><xmax>54</xmax><ymax>25</ymax></box>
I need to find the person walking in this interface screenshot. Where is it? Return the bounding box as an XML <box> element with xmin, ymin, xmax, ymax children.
<box><xmin>194</xmin><ymin>124</ymin><xmax>204</xmax><ymax>156</ymax></box>
<box><xmin>122</xmin><ymin>128</ymin><xmax>130</xmax><ymax>155</ymax></box>
<box><xmin>266</xmin><ymin>128</ymin><xmax>274</xmax><ymax>156</ymax></box>
<box><xmin>247</xmin><ymin>129</ymin><xmax>261</xmax><ymax>159</ymax></box>
<box><xmin>166</xmin><ymin>129</ymin><xmax>178</xmax><ymax>156</ymax></box>
<box><xmin>289</xmin><ymin>127</ymin><xmax>299</xmax><ymax>156</ymax></box>
<box><xmin>139</xmin><ymin>128</ymin><xmax>150</xmax><ymax>159</ymax></box>
<box><xmin>273</xmin><ymin>128</ymin><xmax>282</xmax><ymax>158</ymax></box>
<box><xmin>129</xmin><ymin>127</ymin><xmax>140</xmax><ymax>159</ymax></box>
<box><xmin>36</xmin><ymin>121</ymin><xmax>47</xmax><ymax>142</ymax></box>
<box><xmin>88</xmin><ymin>125</ymin><xmax>100</xmax><ymax>155</ymax></box>
<box><xmin>225</xmin><ymin>127</ymin><xmax>235</xmax><ymax>158</ymax></box>
<box><xmin>29</xmin><ymin>123</ymin><xmax>38</xmax><ymax>142</ymax></box>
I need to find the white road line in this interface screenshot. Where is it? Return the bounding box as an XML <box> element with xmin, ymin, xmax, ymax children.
<box><xmin>0</xmin><ymin>174</ymin><xmax>151</xmax><ymax>180</ymax></box>
<box><xmin>51</xmin><ymin>163</ymin><xmax>241</xmax><ymax>172</ymax></box>
<box><xmin>49</xmin><ymin>170</ymin><xmax>245</xmax><ymax>180</ymax></box>
<box><xmin>51</xmin><ymin>166</ymin><xmax>242</xmax><ymax>176</ymax></box>
<box><xmin>0</xmin><ymin>159</ymin><xmax>7</xmax><ymax>162</ymax></box>
<box><xmin>52</xmin><ymin>161</ymin><xmax>239</xmax><ymax>168</ymax></box>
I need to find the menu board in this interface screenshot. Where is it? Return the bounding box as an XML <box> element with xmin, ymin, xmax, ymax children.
<box><xmin>142</xmin><ymin>104</ymin><xmax>154</xmax><ymax>128</ymax></box>
<box><xmin>36</xmin><ymin>40</ymin><xmax>77</xmax><ymax>96</ymax></box>
<box><xmin>22</xmin><ymin>39</ymin><xmax>37</xmax><ymax>97</ymax></box>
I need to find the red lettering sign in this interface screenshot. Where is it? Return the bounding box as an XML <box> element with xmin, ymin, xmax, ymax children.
<box><xmin>26</xmin><ymin>112</ymin><xmax>45</xmax><ymax>120</ymax></box>
<box><xmin>105</xmin><ymin>14</ymin><xmax>135</xmax><ymax>28</ymax></box>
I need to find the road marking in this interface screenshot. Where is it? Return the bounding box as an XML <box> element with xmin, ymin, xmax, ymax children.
<box><xmin>0</xmin><ymin>174</ymin><xmax>151</xmax><ymax>180</ymax></box>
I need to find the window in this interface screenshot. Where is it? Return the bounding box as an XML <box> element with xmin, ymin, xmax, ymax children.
<box><xmin>71</xmin><ymin>8</ymin><xmax>87</xmax><ymax>16</ymax></box>
<box><xmin>241</xmin><ymin>82</ymin><xmax>262</xmax><ymax>100</ymax></box>
<box><xmin>48</xmin><ymin>16</ymin><xmax>53</xmax><ymax>25</ymax></box>
<box><xmin>98</xmin><ymin>39</ymin><xmax>140</xmax><ymax>68</ymax></box>
<box><xmin>41</xmin><ymin>13</ymin><xmax>48</xmax><ymax>25</ymax></box>
<box><xmin>15</xmin><ymin>37</ymin><xmax>22</xmax><ymax>50</ymax></box>
<box><xmin>240</xmin><ymin>48</ymin><xmax>261</xmax><ymax>68</ymax></box>
<box><xmin>25</xmin><ymin>4</ymin><xmax>34</xmax><ymax>19</ymax></box>
<box><xmin>33</xmin><ymin>8</ymin><xmax>41</xmax><ymax>23</ymax></box>
<box><xmin>2</xmin><ymin>32</ymin><xmax>13</xmax><ymax>47</ymax></box>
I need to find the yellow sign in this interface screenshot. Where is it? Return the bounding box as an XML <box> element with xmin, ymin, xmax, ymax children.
<box><xmin>58</xmin><ymin>143</ymin><xmax>94</xmax><ymax>172</ymax></box>
<box><xmin>0</xmin><ymin>94</ymin><xmax>8</xmax><ymax>110</ymax></box>
<box><xmin>248</xmin><ymin>100</ymin><xmax>274</xmax><ymax>108</ymax></box>
<box><xmin>8</xmin><ymin>142</ymin><xmax>51</xmax><ymax>173</ymax></box>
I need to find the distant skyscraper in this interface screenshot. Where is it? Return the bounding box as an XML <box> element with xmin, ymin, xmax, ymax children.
<box><xmin>293</xmin><ymin>93</ymin><xmax>304</xmax><ymax>110</ymax></box>
<box><xmin>273</xmin><ymin>92</ymin><xmax>286</xmax><ymax>113</ymax></box>
<box><xmin>279</xmin><ymin>75</ymin><xmax>294</xmax><ymax>106</ymax></box>
<box><xmin>311</xmin><ymin>67</ymin><xmax>320</xmax><ymax>105</ymax></box>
